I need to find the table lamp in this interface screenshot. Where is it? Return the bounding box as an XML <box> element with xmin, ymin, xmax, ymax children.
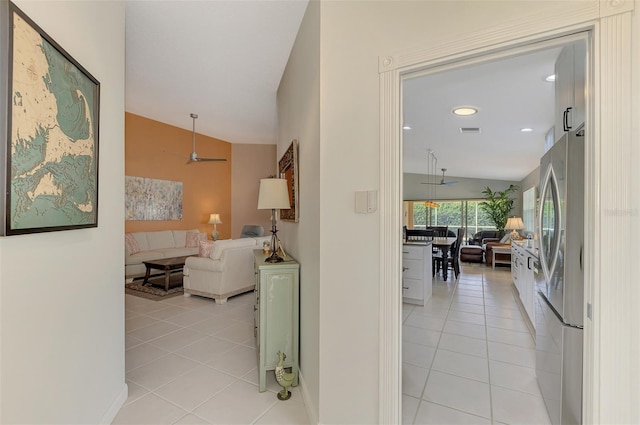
<box><xmin>208</xmin><ymin>213</ymin><xmax>222</xmax><ymax>240</ymax></box>
<box><xmin>257</xmin><ymin>178</ymin><xmax>290</xmax><ymax>263</ymax></box>
<box><xmin>505</xmin><ymin>216</ymin><xmax>525</xmax><ymax>240</ymax></box>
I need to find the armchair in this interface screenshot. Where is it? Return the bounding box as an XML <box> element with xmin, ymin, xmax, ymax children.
<box><xmin>468</xmin><ymin>230</ymin><xmax>500</xmax><ymax>246</ymax></box>
<box><xmin>240</xmin><ymin>225</ymin><xmax>264</xmax><ymax>238</ymax></box>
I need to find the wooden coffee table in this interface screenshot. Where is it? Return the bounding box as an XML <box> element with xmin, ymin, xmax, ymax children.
<box><xmin>142</xmin><ymin>256</ymin><xmax>191</xmax><ymax>291</ymax></box>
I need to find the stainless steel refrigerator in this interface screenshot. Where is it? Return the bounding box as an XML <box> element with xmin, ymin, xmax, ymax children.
<box><xmin>535</xmin><ymin>130</ymin><xmax>584</xmax><ymax>425</ymax></box>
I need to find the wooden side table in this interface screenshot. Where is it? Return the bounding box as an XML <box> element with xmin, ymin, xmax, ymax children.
<box><xmin>492</xmin><ymin>246</ymin><xmax>512</xmax><ymax>269</ymax></box>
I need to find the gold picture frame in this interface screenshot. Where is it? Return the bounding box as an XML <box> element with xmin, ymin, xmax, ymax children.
<box><xmin>278</xmin><ymin>139</ymin><xmax>299</xmax><ymax>222</ymax></box>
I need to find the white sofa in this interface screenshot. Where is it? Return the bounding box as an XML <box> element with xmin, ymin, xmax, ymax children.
<box><xmin>125</xmin><ymin>229</ymin><xmax>200</xmax><ymax>279</ymax></box>
<box><xmin>183</xmin><ymin>236</ymin><xmax>270</xmax><ymax>304</ymax></box>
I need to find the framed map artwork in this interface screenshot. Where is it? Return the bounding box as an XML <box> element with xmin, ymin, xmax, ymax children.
<box><xmin>278</xmin><ymin>139</ymin><xmax>299</xmax><ymax>222</ymax></box>
<box><xmin>2</xmin><ymin>2</ymin><xmax>100</xmax><ymax>235</ymax></box>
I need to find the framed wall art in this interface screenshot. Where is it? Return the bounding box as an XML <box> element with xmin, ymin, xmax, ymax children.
<box><xmin>125</xmin><ymin>176</ymin><xmax>183</xmax><ymax>221</ymax></box>
<box><xmin>3</xmin><ymin>2</ymin><xmax>100</xmax><ymax>235</ymax></box>
<box><xmin>278</xmin><ymin>139</ymin><xmax>299</xmax><ymax>222</ymax></box>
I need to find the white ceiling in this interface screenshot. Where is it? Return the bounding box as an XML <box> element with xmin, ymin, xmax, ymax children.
<box><xmin>125</xmin><ymin>1</ymin><xmax>308</xmax><ymax>144</ymax></box>
<box><xmin>403</xmin><ymin>47</ymin><xmax>562</xmax><ymax>182</ymax></box>
<box><xmin>125</xmin><ymin>2</ymin><xmax>562</xmax><ymax>182</ymax></box>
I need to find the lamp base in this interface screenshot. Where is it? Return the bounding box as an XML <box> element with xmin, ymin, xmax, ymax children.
<box><xmin>265</xmin><ymin>252</ymin><xmax>284</xmax><ymax>263</ymax></box>
<box><xmin>265</xmin><ymin>213</ymin><xmax>284</xmax><ymax>263</ymax></box>
<box><xmin>510</xmin><ymin>229</ymin><xmax>521</xmax><ymax>240</ymax></box>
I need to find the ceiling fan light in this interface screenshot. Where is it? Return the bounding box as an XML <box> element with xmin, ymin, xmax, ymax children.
<box><xmin>452</xmin><ymin>106</ymin><xmax>478</xmax><ymax>116</ymax></box>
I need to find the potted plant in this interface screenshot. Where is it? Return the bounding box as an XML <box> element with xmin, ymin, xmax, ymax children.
<box><xmin>479</xmin><ymin>184</ymin><xmax>519</xmax><ymax>235</ymax></box>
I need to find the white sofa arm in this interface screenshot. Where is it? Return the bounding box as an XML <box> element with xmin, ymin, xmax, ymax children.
<box><xmin>183</xmin><ymin>245</ymin><xmax>257</xmax><ymax>304</ymax></box>
<box><xmin>184</xmin><ymin>256</ymin><xmax>223</xmax><ymax>272</ymax></box>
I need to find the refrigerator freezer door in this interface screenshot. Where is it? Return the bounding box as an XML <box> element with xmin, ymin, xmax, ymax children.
<box><xmin>536</xmin><ymin>292</ymin><xmax>583</xmax><ymax>425</ymax></box>
<box><xmin>536</xmin><ymin>292</ymin><xmax>562</xmax><ymax>425</ymax></box>
<box><xmin>562</xmin><ymin>323</ymin><xmax>583</xmax><ymax>425</ymax></box>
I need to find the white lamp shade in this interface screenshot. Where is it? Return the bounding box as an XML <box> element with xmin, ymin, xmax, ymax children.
<box><xmin>208</xmin><ymin>213</ymin><xmax>222</xmax><ymax>224</ymax></box>
<box><xmin>505</xmin><ymin>216</ymin><xmax>525</xmax><ymax>230</ymax></box>
<box><xmin>258</xmin><ymin>178</ymin><xmax>290</xmax><ymax>210</ymax></box>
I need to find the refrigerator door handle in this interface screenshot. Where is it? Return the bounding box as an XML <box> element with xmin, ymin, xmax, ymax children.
<box><xmin>538</xmin><ymin>164</ymin><xmax>562</xmax><ymax>283</ymax></box>
<box><xmin>579</xmin><ymin>244</ymin><xmax>583</xmax><ymax>271</ymax></box>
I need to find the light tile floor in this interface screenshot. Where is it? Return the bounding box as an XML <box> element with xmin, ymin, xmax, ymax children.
<box><xmin>118</xmin><ymin>261</ymin><xmax>550</xmax><ymax>424</ymax></box>
<box><xmin>402</xmin><ymin>262</ymin><xmax>551</xmax><ymax>425</ymax></box>
<box><xmin>115</xmin><ymin>291</ymin><xmax>310</xmax><ymax>425</ymax></box>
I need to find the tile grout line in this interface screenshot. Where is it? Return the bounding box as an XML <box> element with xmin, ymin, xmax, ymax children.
<box><xmin>412</xmin><ymin>274</ymin><xmax>459</xmax><ymax>425</ymax></box>
<box><xmin>483</xmin><ymin>269</ymin><xmax>495</xmax><ymax>425</ymax></box>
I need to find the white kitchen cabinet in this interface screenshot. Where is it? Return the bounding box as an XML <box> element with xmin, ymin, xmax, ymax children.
<box><xmin>554</xmin><ymin>42</ymin><xmax>586</xmax><ymax>139</ymax></box>
<box><xmin>402</xmin><ymin>243</ymin><xmax>432</xmax><ymax>305</ymax></box>
<box><xmin>253</xmin><ymin>250</ymin><xmax>299</xmax><ymax>392</ymax></box>
<box><xmin>511</xmin><ymin>242</ymin><xmax>536</xmax><ymax>327</ymax></box>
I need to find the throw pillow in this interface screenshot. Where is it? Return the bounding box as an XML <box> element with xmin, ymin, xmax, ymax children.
<box><xmin>125</xmin><ymin>233</ymin><xmax>140</xmax><ymax>255</ymax></box>
<box><xmin>186</xmin><ymin>231</ymin><xmax>207</xmax><ymax>248</ymax></box>
<box><xmin>199</xmin><ymin>240</ymin><xmax>215</xmax><ymax>257</ymax></box>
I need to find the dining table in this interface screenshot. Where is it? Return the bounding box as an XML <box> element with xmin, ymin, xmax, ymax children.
<box><xmin>431</xmin><ymin>236</ymin><xmax>458</xmax><ymax>280</ymax></box>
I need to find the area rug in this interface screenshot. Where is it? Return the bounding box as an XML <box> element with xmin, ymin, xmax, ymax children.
<box><xmin>125</xmin><ymin>279</ymin><xmax>184</xmax><ymax>301</ymax></box>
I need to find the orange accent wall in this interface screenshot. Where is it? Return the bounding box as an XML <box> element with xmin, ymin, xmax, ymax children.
<box><xmin>125</xmin><ymin>113</ymin><xmax>232</xmax><ymax>238</ymax></box>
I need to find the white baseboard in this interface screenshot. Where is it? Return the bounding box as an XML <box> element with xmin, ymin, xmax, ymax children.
<box><xmin>298</xmin><ymin>371</ymin><xmax>318</xmax><ymax>425</ymax></box>
<box><xmin>99</xmin><ymin>383</ymin><xmax>128</xmax><ymax>424</ymax></box>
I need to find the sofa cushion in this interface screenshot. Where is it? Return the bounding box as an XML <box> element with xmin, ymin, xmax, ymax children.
<box><xmin>158</xmin><ymin>247</ymin><xmax>199</xmax><ymax>258</ymax></box>
<box><xmin>131</xmin><ymin>232</ymin><xmax>150</xmax><ymax>252</ymax></box>
<box><xmin>210</xmin><ymin>238</ymin><xmax>256</xmax><ymax>260</ymax></box>
<box><xmin>199</xmin><ymin>240</ymin><xmax>215</xmax><ymax>257</ymax></box>
<box><xmin>125</xmin><ymin>233</ymin><xmax>140</xmax><ymax>255</ymax></box>
<box><xmin>172</xmin><ymin>229</ymin><xmax>198</xmax><ymax>248</ymax></box>
<box><xmin>146</xmin><ymin>230</ymin><xmax>175</xmax><ymax>250</ymax></box>
<box><xmin>186</xmin><ymin>231</ymin><xmax>207</xmax><ymax>248</ymax></box>
<box><xmin>125</xmin><ymin>250</ymin><xmax>167</xmax><ymax>265</ymax></box>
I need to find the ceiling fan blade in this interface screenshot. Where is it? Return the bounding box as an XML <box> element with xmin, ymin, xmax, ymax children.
<box><xmin>441</xmin><ymin>180</ymin><xmax>459</xmax><ymax>186</ymax></box>
<box><xmin>186</xmin><ymin>113</ymin><xmax>227</xmax><ymax>163</ymax></box>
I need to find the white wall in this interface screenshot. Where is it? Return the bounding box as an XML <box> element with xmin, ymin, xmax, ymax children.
<box><xmin>276</xmin><ymin>1</ymin><xmax>639</xmax><ymax>423</ymax></box>
<box><xmin>276</xmin><ymin>1</ymin><xmax>320</xmax><ymax>422</ymax></box>
<box><xmin>0</xmin><ymin>1</ymin><xmax>126</xmax><ymax>423</ymax></box>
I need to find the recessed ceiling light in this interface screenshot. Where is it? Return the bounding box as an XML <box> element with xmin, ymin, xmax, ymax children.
<box><xmin>452</xmin><ymin>107</ymin><xmax>478</xmax><ymax>116</ymax></box>
<box><xmin>544</xmin><ymin>74</ymin><xmax>556</xmax><ymax>82</ymax></box>
<box><xmin>521</xmin><ymin>127</ymin><xmax>533</xmax><ymax>132</ymax></box>
<box><xmin>403</xmin><ymin>125</ymin><xmax>412</xmax><ymax>130</ymax></box>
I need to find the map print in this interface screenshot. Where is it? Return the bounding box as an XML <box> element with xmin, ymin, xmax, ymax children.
<box><xmin>9</xmin><ymin>12</ymin><xmax>98</xmax><ymax>232</ymax></box>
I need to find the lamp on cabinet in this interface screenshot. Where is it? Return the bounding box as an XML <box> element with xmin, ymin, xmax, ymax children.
<box><xmin>257</xmin><ymin>178</ymin><xmax>290</xmax><ymax>263</ymax></box>
<box><xmin>505</xmin><ymin>216</ymin><xmax>525</xmax><ymax>240</ymax></box>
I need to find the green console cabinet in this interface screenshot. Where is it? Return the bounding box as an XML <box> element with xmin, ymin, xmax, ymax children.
<box><xmin>253</xmin><ymin>250</ymin><xmax>300</xmax><ymax>392</ymax></box>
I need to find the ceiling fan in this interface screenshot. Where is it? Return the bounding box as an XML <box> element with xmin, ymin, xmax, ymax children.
<box><xmin>421</xmin><ymin>168</ymin><xmax>459</xmax><ymax>186</ymax></box>
<box><xmin>187</xmin><ymin>113</ymin><xmax>227</xmax><ymax>164</ymax></box>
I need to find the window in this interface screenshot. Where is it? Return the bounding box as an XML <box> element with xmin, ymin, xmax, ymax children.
<box><xmin>522</xmin><ymin>187</ymin><xmax>536</xmax><ymax>233</ymax></box>
<box><xmin>407</xmin><ymin>199</ymin><xmax>497</xmax><ymax>241</ymax></box>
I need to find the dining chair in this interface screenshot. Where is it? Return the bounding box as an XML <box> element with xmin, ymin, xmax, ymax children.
<box><xmin>405</xmin><ymin>229</ymin><xmax>434</xmax><ymax>242</ymax></box>
<box><xmin>433</xmin><ymin>227</ymin><xmax>465</xmax><ymax>279</ymax></box>
<box><xmin>427</xmin><ymin>226</ymin><xmax>448</xmax><ymax>237</ymax></box>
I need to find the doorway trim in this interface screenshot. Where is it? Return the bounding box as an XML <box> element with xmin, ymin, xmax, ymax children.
<box><xmin>379</xmin><ymin>2</ymin><xmax>635</xmax><ymax>424</ymax></box>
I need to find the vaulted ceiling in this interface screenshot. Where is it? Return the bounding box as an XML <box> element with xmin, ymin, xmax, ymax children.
<box><xmin>125</xmin><ymin>1</ymin><xmax>560</xmax><ymax>182</ymax></box>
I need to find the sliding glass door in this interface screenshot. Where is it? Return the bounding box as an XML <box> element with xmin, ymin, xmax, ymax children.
<box><xmin>406</xmin><ymin>199</ymin><xmax>497</xmax><ymax>241</ymax></box>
